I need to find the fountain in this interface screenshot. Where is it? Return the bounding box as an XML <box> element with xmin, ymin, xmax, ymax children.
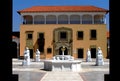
<box><xmin>44</xmin><ymin>46</ymin><xmax>82</xmax><ymax>72</ymax></box>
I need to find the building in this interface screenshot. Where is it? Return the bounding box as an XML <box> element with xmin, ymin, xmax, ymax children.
<box><xmin>17</xmin><ymin>5</ymin><xmax>109</xmax><ymax>59</ymax></box>
<box><xmin>107</xmin><ymin>31</ymin><xmax>110</xmax><ymax>58</ymax></box>
<box><xmin>12</xmin><ymin>32</ymin><xmax>20</xmax><ymax>58</ymax></box>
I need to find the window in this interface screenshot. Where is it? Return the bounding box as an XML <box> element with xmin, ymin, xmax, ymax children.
<box><xmin>90</xmin><ymin>30</ymin><xmax>97</xmax><ymax>40</ymax></box>
<box><xmin>77</xmin><ymin>31</ymin><xmax>83</xmax><ymax>40</ymax></box>
<box><xmin>39</xmin><ymin>33</ymin><xmax>44</xmax><ymax>39</ymax></box>
<box><xmin>27</xmin><ymin>34</ymin><xmax>32</xmax><ymax>39</ymax></box>
<box><xmin>90</xmin><ymin>45</ymin><xmax>97</xmax><ymax>58</ymax></box>
<box><xmin>59</xmin><ymin>31</ymin><xmax>67</xmax><ymax>40</ymax></box>
<box><xmin>38</xmin><ymin>33</ymin><xmax>45</xmax><ymax>52</ymax></box>
<box><xmin>47</xmin><ymin>48</ymin><xmax>52</xmax><ymax>53</ymax></box>
<box><xmin>77</xmin><ymin>48</ymin><xmax>84</xmax><ymax>58</ymax></box>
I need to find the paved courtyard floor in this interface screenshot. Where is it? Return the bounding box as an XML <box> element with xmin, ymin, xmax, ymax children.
<box><xmin>12</xmin><ymin>58</ymin><xmax>109</xmax><ymax>81</ymax></box>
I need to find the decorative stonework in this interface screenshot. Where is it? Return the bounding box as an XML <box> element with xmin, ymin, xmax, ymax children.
<box><xmin>53</xmin><ymin>27</ymin><xmax>72</xmax><ymax>56</ymax></box>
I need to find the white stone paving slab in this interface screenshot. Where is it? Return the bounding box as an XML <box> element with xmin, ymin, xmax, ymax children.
<box><xmin>40</xmin><ymin>72</ymin><xmax>84</xmax><ymax>81</ymax></box>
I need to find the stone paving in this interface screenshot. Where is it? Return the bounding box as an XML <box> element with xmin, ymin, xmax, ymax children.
<box><xmin>12</xmin><ymin>58</ymin><xmax>109</xmax><ymax>81</ymax></box>
<box><xmin>41</xmin><ymin>72</ymin><xmax>84</xmax><ymax>81</ymax></box>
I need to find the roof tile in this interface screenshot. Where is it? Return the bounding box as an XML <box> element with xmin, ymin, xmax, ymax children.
<box><xmin>18</xmin><ymin>6</ymin><xmax>109</xmax><ymax>14</ymax></box>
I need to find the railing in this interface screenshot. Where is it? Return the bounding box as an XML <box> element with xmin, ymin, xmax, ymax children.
<box><xmin>82</xmin><ymin>21</ymin><xmax>92</xmax><ymax>24</ymax></box>
<box><xmin>22</xmin><ymin>20</ymin><xmax>104</xmax><ymax>24</ymax></box>
<box><xmin>94</xmin><ymin>20</ymin><xmax>104</xmax><ymax>24</ymax></box>
<box><xmin>34</xmin><ymin>21</ymin><xmax>44</xmax><ymax>24</ymax></box>
<box><xmin>58</xmin><ymin>21</ymin><xmax>68</xmax><ymax>24</ymax></box>
<box><xmin>46</xmin><ymin>21</ymin><xmax>56</xmax><ymax>24</ymax></box>
<box><xmin>70</xmin><ymin>21</ymin><xmax>80</xmax><ymax>24</ymax></box>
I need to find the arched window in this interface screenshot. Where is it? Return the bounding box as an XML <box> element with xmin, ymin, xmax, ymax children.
<box><xmin>23</xmin><ymin>15</ymin><xmax>33</xmax><ymax>24</ymax></box>
<box><xmin>94</xmin><ymin>15</ymin><xmax>104</xmax><ymax>24</ymax></box>
<box><xmin>70</xmin><ymin>15</ymin><xmax>80</xmax><ymax>24</ymax></box>
<box><xmin>46</xmin><ymin>15</ymin><xmax>56</xmax><ymax>24</ymax></box>
<box><xmin>58</xmin><ymin>15</ymin><xmax>68</xmax><ymax>24</ymax></box>
<box><xmin>82</xmin><ymin>15</ymin><xmax>92</xmax><ymax>24</ymax></box>
<box><xmin>34</xmin><ymin>15</ymin><xmax>45</xmax><ymax>24</ymax></box>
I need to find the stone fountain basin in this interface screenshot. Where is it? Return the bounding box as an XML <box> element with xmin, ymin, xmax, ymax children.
<box><xmin>44</xmin><ymin>60</ymin><xmax>82</xmax><ymax>72</ymax></box>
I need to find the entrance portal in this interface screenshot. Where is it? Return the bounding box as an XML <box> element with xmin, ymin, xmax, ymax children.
<box><xmin>59</xmin><ymin>47</ymin><xmax>68</xmax><ymax>55</ymax></box>
<box><xmin>53</xmin><ymin>27</ymin><xmax>72</xmax><ymax>56</ymax></box>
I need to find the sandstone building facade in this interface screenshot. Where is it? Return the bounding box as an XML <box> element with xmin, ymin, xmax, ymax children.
<box><xmin>17</xmin><ymin>6</ymin><xmax>109</xmax><ymax>59</ymax></box>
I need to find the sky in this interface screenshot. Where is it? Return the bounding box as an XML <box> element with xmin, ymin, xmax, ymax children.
<box><xmin>12</xmin><ymin>0</ymin><xmax>109</xmax><ymax>32</ymax></box>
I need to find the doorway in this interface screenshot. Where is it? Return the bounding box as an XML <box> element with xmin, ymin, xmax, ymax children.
<box><xmin>90</xmin><ymin>48</ymin><xmax>96</xmax><ymax>58</ymax></box>
<box><xmin>29</xmin><ymin>49</ymin><xmax>33</xmax><ymax>58</ymax></box>
<box><xmin>77</xmin><ymin>48</ymin><xmax>83</xmax><ymax>58</ymax></box>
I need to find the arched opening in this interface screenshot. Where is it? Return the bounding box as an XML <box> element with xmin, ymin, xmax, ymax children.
<box><xmin>23</xmin><ymin>15</ymin><xmax>33</xmax><ymax>24</ymax></box>
<box><xmin>46</xmin><ymin>15</ymin><xmax>56</xmax><ymax>24</ymax></box>
<box><xmin>58</xmin><ymin>15</ymin><xmax>68</xmax><ymax>24</ymax></box>
<box><xmin>82</xmin><ymin>14</ymin><xmax>92</xmax><ymax>24</ymax></box>
<box><xmin>70</xmin><ymin>15</ymin><xmax>80</xmax><ymax>24</ymax></box>
<box><xmin>59</xmin><ymin>46</ymin><xmax>68</xmax><ymax>55</ymax></box>
<box><xmin>34</xmin><ymin>15</ymin><xmax>45</xmax><ymax>24</ymax></box>
<box><xmin>94</xmin><ymin>15</ymin><xmax>104</xmax><ymax>24</ymax></box>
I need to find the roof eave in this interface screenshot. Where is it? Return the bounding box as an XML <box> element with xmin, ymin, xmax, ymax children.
<box><xmin>18</xmin><ymin>11</ymin><xmax>109</xmax><ymax>14</ymax></box>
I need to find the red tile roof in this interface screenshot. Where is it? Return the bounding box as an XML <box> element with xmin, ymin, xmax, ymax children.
<box><xmin>18</xmin><ymin>5</ymin><xmax>109</xmax><ymax>14</ymax></box>
<box><xmin>12</xmin><ymin>36</ymin><xmax>18</xmax><ymax>39</ymax></box>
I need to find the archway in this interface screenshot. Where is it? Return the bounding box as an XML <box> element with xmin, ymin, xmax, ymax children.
<box><xmin>59</xmin><ymin>46</ymin><xmax>68</xmax><ymax>55</ymax></box>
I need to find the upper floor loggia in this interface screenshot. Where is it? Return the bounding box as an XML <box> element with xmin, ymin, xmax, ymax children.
<box><xmin>17</xmin><ymin>6</ymin><xmax>109</xmax><ymax>25</ymax></box>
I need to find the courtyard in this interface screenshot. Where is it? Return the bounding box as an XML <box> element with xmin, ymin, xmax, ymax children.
<box><xmin>12</xmin><ymin>58</ymin><xmax>109</xmax><ymax>81</ymax></box>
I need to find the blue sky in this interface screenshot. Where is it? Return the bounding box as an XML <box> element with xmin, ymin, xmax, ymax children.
<box><xmin>13</xmin><ymin>0</ymin><xmax>109</xmax><ymax>32</ymax></box>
